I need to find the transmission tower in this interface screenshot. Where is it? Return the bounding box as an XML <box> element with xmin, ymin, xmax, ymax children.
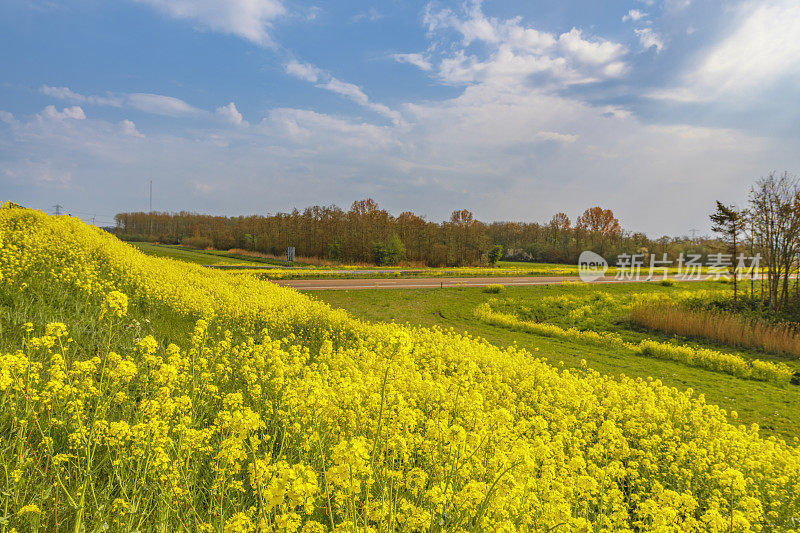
<box><xmin>53</xmin><ymin>204</ymin><xmax>63</xmax><ymax>216</ymax></box>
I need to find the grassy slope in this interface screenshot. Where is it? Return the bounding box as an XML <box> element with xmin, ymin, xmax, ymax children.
<box><xmin>306</xmin><ymin>281</ymin><xmax>800</xmax><ymax>439</ymax></box>
<box><xmin>130</xmin><ymin>242</ymin><xmax>272</xmax><ymax>266</ymax></box>
<box><xmin>0</xmin><ymin>280</ymin><xmax>201</xmax><ymax>369</ymax></box>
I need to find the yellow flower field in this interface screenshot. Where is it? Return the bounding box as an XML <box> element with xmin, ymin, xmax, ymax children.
<box><xmin>1</xmin><ymin>206</ymin><xmax>799</xmax><ymax>532</ymax></box>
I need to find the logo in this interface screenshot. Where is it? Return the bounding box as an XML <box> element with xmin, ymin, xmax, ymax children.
<box><xmin>578</xmin><ymin>251</ymin><xmax>608</xmax><ymax>283</ymax></box>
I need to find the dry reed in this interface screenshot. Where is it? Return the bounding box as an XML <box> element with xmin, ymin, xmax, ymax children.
<box><xmin>630</xmin><ymin>304</ymin><xmax>800</xmax><ymax>358</ymax></box>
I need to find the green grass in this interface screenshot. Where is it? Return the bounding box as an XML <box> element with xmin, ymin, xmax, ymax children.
<box><xmin>305</xmin><ymin>281</ymin><xmax>800</xmax><ymax>440</ymax></box>
<box><xmin>0</xmin><ymin>282</ymin><xmax>200</xmax><ymax>371</ymax></box>
<box><xmin>130</xmin><ymin>242</ymin><xmax>278</xmax><ymax>266</ymax></box>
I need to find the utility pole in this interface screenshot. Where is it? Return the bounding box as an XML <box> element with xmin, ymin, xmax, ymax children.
<box><xmin>53</xmin><ymin>204</ymin><xmax>63</xmax><ymax>216</ymax></box>
<box><xmin>689</xmin><ymin>228</ymin><xmax>698</xmax><ymax>242</ymax></box>
<box><xmin>149</xmin><ymin>180</ymin><xmax>153</xmax><ymax>236</ymax></box>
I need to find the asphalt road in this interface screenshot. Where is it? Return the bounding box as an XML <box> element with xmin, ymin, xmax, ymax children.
<box><xmin>273</xmin><ymin>275</ymin><xmax>714</xmax><ymax>290</ymax></box>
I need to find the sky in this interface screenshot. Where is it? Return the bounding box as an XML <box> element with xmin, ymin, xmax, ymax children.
<box><xmin>1</xmin><ymin>0</ymin><xmax>799</xmax><ymax>236</ymax></box>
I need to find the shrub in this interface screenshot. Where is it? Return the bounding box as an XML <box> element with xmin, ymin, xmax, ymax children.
<box><xmin>372</xmin><ymin>233</ymin><xmax>405</xmax><ymax>266</ymax></box>
<box><xmin>327</xmin><ymin>241</ymin><xmax>342</xmax><ymax>262</ymax></box>
<box><xmin>660</xmin><ymin>279</ymin><xmax>675</xmax><ymax>287</ymax></box>
<box><xmin>487</xmin><ymin>244</ymin><xmax>503</xmax><ymax>266</ymax></box>
<box><xmin>181</xmin><ymin>235</ymin><xmax>213</xmax><ymax>249</ymax></box>
<box><xmin>483</xmin><ymin>284</ymin><xmax>505</xmax><ymax>294</ymax></box>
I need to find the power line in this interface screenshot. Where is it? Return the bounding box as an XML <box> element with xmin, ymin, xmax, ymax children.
<box><xmin>71</xmin><ymin>210</ymin><xmax>117</xmax><ymax>219</ymax></box>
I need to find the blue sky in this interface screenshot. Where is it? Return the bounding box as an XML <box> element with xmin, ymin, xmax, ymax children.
<box><xmin>1</xmin><ymin>0</ymin><xmax>799</xmax><ymax>235</ymax></box>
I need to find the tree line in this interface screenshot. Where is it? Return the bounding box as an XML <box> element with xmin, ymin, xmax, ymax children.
<box><xmin>115</xmin><ymin>200</ymin><xmax>716</xmax><ymax>267</ymax></box>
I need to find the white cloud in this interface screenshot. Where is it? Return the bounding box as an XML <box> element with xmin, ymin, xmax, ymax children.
<box><xmin>285</xmin><ymin>61</ymin><xmax>323</xmax><ymax>83</ymax></box>
<box><xmin>652</xmin><ymin>0</ymin><xmax>800</xmax><ymax>102</ymax></box>
<box><xmin>8</xmin><ymin>2</ymin><xmax>797</xmax><ymax>235</ymax></box>
<box><xmin>40</xmin><ymin>85</ymin><xmax>206</xmax><ymax>117</ymax></box>
<box><xmin>1</xmin><ymin>78</ymin><xmax>790</xmax><ymax>236</ymax></box>
<box><xmin>424</xmin><ymin>1</ymin><xmax>502</xmax><ymax>45</ymax></box>
<box><xmin>215</xmin><ymin>102</ymin><xmax>245</xmax><ymax>125</ymax></box>
<box><xmin>300</xmin><ymin>6</ymin><xmax>321</xmax><ymax>21</ymax></box>
<box><xmin>39</xmin><ymin>105</ymin><xmax>86</xmax><ymax>120</ymax></box>
<box><xmin>119</xmin><ymin>119</ymin><xmax>145</xmax><ymax>138</ymax></box>
<box><xmin>692</xmin><ymin>0</ymin><xmax>800</xmax><ymax>93</ymax></box>
<box><xmin>320</xmin><ymin>78</ymin><xmax>369</xmax><ymax>104</ymax></box>
<box><xmin>40</xmin><ymin>85</ymin><xmax>122</xmax><ymax>107</ymax></box>
<box><xmin>260</xmin><ymin>108</ymin><xmax>395</xmax><ymax>148</ymax></box>
<box><xmin>622</xmin><ymin>9</ymin><xmax>647</xmax><ymax>22</ymax></box>
<box><xmin>192</xmin><ymin>181</ymin><xmax>217</xmax><ymax>194</ymax></box>
<box><xmin>664</xmin><ymin>0</ymin><xmax>693</xmax><ymax>10</ymax></box>
<box><xmin>600</xmin><ymin>105</ymin><xmax>633</xmax><ymax>119</ymax></box>
<box><xmin>634</xmin><ymin>28</ymin><xmax>665</xmax><ymax>52</ymax></box>
<box><xmin>285</xmin><ymin>62</ymin><xmax>402</xmax><ymax>123</ymax></box>
<box><xmin>133</xmin><ymin>0</ymin><xmax>285</xmax><ymax>47</ymax></box>
<box><xmin>392</xmin><ymin>53</ymin><xmax>432</xmax><ymax>71</ymax></box>
<box><xmin>320</xmin><ymin>79</ymin><xmax>402</xmax><ymax>123</ymax></box>
<box><xmin>352</xmin><ymin>7</ymin><xmax>382</xmax><ymax>23</ymax></box>
<box><xmin>8</xmin><ymin>160</ymin><xmax>72</xmax><ymax>186</ymax></box>
<box><xmin>536</xmin><ymin>131</ymin><xmax>578</xmax><ymax>143</ymax></box>
<box><xmin>39</xmin><ymin>85</ymin><xmax>124</xmax><ymax>107</ymax></box>
<box><xmin>41</xmin><ymin>85</ymin><xmax>86</xmax><ymax>101</ymax></box>
<box><xmin>645</xmin><ymin>87</ymin><xmax>700</xmax><ymax>102</ymax></box>
<box><xmin>422</xmin><ymin>2</ymin><xmax>628</xmax><ymax>87</ymax></box>
<box><xmin>557</xmin><ymin>28</ymin><xmax>628</xmax><ymax>73</ymax></box>
<box><xmin>126</xmin><ymin>93</ymin><xmax>202</xmax><ymax>117</ymax></box>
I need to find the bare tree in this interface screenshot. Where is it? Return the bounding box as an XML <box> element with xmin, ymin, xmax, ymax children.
<box><xmin>748</xmin><ymin>172</ymin><xmax>800</xmax><ymax>311</ymax></box>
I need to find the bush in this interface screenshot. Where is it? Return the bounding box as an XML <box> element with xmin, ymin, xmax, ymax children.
<box><xmin>660</xmin><ymin>279</ymin><xmax>675</xmax><ymax>287</ymax></box>
<box><xmin>483</xmin><ymin>284</ymin><xmax>505</xmax><ymax>294</ymax></box>
<box><xmin>487</xmin><ymin>244</ymin><xmax>503</xmax><ymax>266</ymax></box>
<box><xmin>181</xmin><ymin>235</ymin><xmax>213</xmax><ymax>249</ymax></box>
<box><xmin>372</xmin><ymin>233</ymin><xmax>405</xmax><ymax>266</ymax></box>
<box><xmin>327</xmin><ymin>241</ymin><xmax>342</xmax><ymax>262</ymax></box>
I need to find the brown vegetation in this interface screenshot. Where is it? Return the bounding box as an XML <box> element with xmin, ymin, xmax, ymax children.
<box><xmin>630</xmin><ymin>303</ymin><xmax>800</xmax><ymax>358</ymax></box>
